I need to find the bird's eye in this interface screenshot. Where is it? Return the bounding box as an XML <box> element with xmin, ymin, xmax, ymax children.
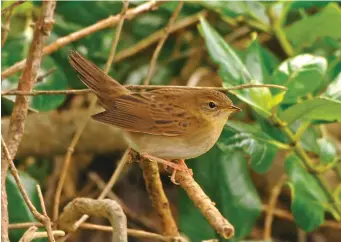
<box><xmin>208</xmin><ymin>102</ymin><xmax>216</xmax><ymax>109</ymax></box>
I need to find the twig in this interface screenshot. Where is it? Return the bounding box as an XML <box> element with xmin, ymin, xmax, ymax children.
<box><xmin>1</xmin><ymin>136</ymin><xmax>56</xmax><ymax>241</ymax></box>
<box><xmin>52</xmin><ymin>0</ymin><xmax>128</xmax><ymax>222</ymax></box>
<box><xmin>143</xmin><ymin>1</ymin><xmax>184</xmax><ymax>85</ymax></box>
<box><xmin>173</xmin><ymin>170</ymin><xmax>235</xmax><ymax>239</ymax></box>
<box><xmin>18</xmin><ymin>226</ymin><xmax>65</xmax><ymax>242</ymax></box>
<box><xmin>1</xmin><ymin>2</ymin><xmax>56</xmax><ymax>241</ymax></box>
<box><xmin>58</xmin><ymin>198</ymin><xmax>127</xmax><ymax>242</ymax></box>
<box><xmin>104</xmin><ymin>0</ymin><xmax>129</xmax><ymax>73</ymax></box>
<box><xmin>263</xmin><ymin>175</ymin><xmax>287</xmax><ymax>240</ymax></box>
<box><xmin>1</xmin><ymin>83</ymin><xmax>287</xmax><ymax>96</ymax></box>
<box><xmin>36</xmin><ymin>67</ymin><xmax>57</xmax><ymax>82</ymax></box>
<box><xmin>114</xmin><ymin>10</ymin><xmax>207</xmax><ymax>63</ymax></box>
<box><xmin>9</xmin><ymin>222</ymin><xmax>187</xmax><ymax>242</ymax></box>
<box><xmin>1</xmin><ymin>0</ymin><xmax>26</xmax><ymax>47</ymax></box>
<box><xmin>1</xmin><ymin>0</ymin><xmax>164</xmax><ymax>80</ymax></box>
<box><xmin>88</xmin><ymin>172</ymin><xmax>159</xmax><ymax>233</ymax></box>
<box><xmin>1</xmin><ymin>0</ymin><xmax>25</xmax><ymax>16</ymax></box>
<box><xmin>138</xmin><ymin>154</ymin><xmax>179</xmax><ymax>236</ymax></box>
<box><xmin>261</xmin><ymin>205</ymin><xmax>341</xmax><ymax>229</ymax></box>
<box><xmin>36</xmin><ymin>184</ymin><xmax>55</xmax><ymax>242</ymax></box>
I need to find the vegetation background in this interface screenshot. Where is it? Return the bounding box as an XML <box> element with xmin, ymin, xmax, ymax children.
<box><xmin>1</xmin><ymin>0</ymin><xmax>341</xmax><ymax>242</ymax></box>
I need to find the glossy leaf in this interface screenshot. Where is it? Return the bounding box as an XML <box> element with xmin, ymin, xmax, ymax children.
<box><xmin>286</xmin><ymin>3</ymin><xmax>341</xmax><ymax>51</ymax></box>
<box><xmin>280</xmin><ymin>97</ymin><xmax>341</xmax><ymax>124</ymax></box>
<box><xmin>323</xmin><ymin>72</ymin><xmax>341</xmax><ymax>101</ymax></box>
<box><xmin>317</xmin><ymin>138</ymin><xmax>337</xmax><ymax>164</ymax></box>
<box><xmin>218</xmin><ymin>121</ymin><xmax>279</xmax><ymax>173</ymax></box>
<box><xmin>285</xmin><ymin>154</ymin><xmax>328</xmax><ymax>231</ymax></box>
<box><xmin>216</xmin><ymin>151</ymin><xmax>262</xmax><ymax>240</ymax></box>
<box><xmin>198</xmin><ymin>18</ymin><xmax>272</xmax><ymax>118</ymax></box>
<box><xmin>272</xmin><ymin>54</ymin><xmax>327</xmax><ymax>103</ymax></box>
<box><xmin>7</xmin><ymin>171</ymin><xmax>41</xmax><ymax>242</ymax></box>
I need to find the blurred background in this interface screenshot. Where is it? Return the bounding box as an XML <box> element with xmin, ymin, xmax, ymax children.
<box><xmin>2</xmin><ymin>1</ymin><xmax>341</xmax><ymax>242</ymax></box>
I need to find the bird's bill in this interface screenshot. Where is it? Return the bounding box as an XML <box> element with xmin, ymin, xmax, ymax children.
<box><xmin>229</xmin><ymin>105</ymin><xmax>242</xmax><ymax>112</ymax></box>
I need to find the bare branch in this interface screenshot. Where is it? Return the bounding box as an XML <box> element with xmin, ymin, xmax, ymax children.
<box><xmin>58</xmin><ymin>198</ymin><xmax>127</xmax><ymax>242</ymax></box>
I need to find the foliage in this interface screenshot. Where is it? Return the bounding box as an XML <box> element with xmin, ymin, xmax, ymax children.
<box><xmin>2</xmin><ymin>1</ymin><xmax>341</xmax><ymax>242</ymax></box>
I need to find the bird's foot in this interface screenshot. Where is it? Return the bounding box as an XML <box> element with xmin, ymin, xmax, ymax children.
<box><xmin>141</xmin><ymin>154</ymin><xmax>192</xmax><ymax>185</ymax></box>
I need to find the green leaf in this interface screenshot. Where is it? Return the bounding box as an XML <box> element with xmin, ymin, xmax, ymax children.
<box><xmin>286</xmin><ymin>3</ymin><xmax>341</xmax><ymax>51</ymax></box>
<box><xmin>280</xmin><ymin>97</ymin><xmax>341</xmax><ymax>124</ymax></box>
<box><xmin>272</xmin><ymin>54</ymin><xmax>327</xmax><ymax>103</ymax></box>
<box><xmin>285</xmin><ymin>154</ymin><xmax>328</xmax><ymax>231</ymax></box>
<box><xmin>198</xmin><ymin>18</ymin><xmax>272</xmax><ymax>118</ymax></box>
<box><xmin>216</xmin><ymin>151</ymin><xmax>262</xmax><ymax>240</ymax></box>
<box><xmin>317</xmin><ymin>138</ymin><xmax>337</xmax><ymax>164</ymax></box>
<box><xmin>218</xmin><ymin>121</ymin><xmax>279</xmax><ymax>173</ymax></box>
<box><xmin>7</xmin><ymin>171</ymin><xmax>41</xmax><ymax>242</ymax></box>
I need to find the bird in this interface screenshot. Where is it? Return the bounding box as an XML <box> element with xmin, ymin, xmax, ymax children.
<box><xmin>68</xmin><ymin>51</ymin><xmax>241</xmax><ymax>183</ymax></box>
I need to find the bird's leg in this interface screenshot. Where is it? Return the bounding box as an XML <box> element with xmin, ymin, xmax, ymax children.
<box><xmin>170</xmin><ymin>159</ymin><xmax>193</xmax><ymax>184</ymax></box>
<box><xmin>141</xmin><ymin>154</ymin><xmax>191</xmax><ymax>184</ymax></box>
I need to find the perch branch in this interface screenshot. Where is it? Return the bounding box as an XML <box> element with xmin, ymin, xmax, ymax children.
<box><xmin>53</xmin><ymin>0</ymin><xmax>128</xmax><ymax>222</ymax></box>
<box><xmin>18</xmin><ymin>226</ymin><xmax>64</xmax><ymax>242</ymax></box>
<box><xmin>1</xmin><ymin>0</ymin><xmax>164</xmax><ymax>80</ymax></box>
<box><xmin>143</xmin><ymin>1</ymin><xmax>184</xmax><ymax>85</ymax></box>
<box><xmin>1</xmin><ymin>2</ymin><xmax>56</xmax><ymax>241</ymax></box>
<box><xmin>58</xmin><ymin>198</ymin><xmax>127</xmax><ymax>242</ymax></box>
<box><xmin>175</xmin><ymin>169</ymin><xmax>234</xmax><ymax>239</ymax></box>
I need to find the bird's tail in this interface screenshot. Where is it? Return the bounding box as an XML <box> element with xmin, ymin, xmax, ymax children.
<box><xmin>68</xmin><ymin>50</ymin><xmax>128</xmax><ymax>109</ymax></box>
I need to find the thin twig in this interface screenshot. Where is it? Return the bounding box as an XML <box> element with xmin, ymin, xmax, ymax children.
<box><xmin>1</xmin><ymin>136</ymin><xmax>55</xmax><ymax>241</ymax></box>
<box><xmin>1</xmin><ymin>0</ymin><xmax>164</xmax><ymax>80</ymax></box>
<box><xmin>37</xmin><ymin>67</ymin><xmax>57</xmax><ymax>82</ymax></box>
<box><xmin>114</xmin><ymin>10</ymin><xmax>207</xmax><ymax>63</ymax></box>
<box><xmin>263</xmin><ymin>175</ymin><xmax>287</xmax><ymax>240</ymax></box>
<box><xmin>36</xmin><ymin>185</ymin><xmax>55</xmax><ymax>242</ymax></box>
<box><xmin>104</xmin><ymin>0</ymin><xmax>129</xmax><ymax>73</ymax></box>
<box><xmin>1</xmin><ymin>83</ymin><xmax>287</xmax><ymax>96</ymax></box>
<box><xmin>52</xmin><ymin>0</ymin><xmax>129</xmax><ymax>222</ymax></box>
<box><xmin>88</xmin><ymin>172</ymin><xmax>159</xmax><ymax>233</ymax></box>
<box><xmin>9</xmin><ymin>222</ymin><xmax>187</xmax><ymax>242</ymax></box>
<box><xmin>143</xmin><ymin>1</ymin><xmax>184</xmax><ymax>85</ymax></box>
<box><xmin>1</xmin><ymin>0</ymin><xmax>26</xmax><ymax>16</ymax></box>
<box><xmin>1</xmin><ymin>2</ymin><xmax>56</xmax><ymax>241</ymax></box>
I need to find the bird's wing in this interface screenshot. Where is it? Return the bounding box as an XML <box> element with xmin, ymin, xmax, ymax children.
<box><xmin>92</xmin><ymin>90</ymin><xmax>196</xmax><ymax>136</ymax></box>
<box><xmin>69</xmin><ymin>51</ymin><xmax>129</xmax><ymax>109</ymax></box>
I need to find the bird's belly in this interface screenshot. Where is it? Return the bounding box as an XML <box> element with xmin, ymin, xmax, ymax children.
<box><xmin>124</xmin><ymin>130</ymin><xmax>220</xmax><ymax>160</ymax></box>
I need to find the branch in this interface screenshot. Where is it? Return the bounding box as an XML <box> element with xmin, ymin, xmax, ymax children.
<box><xmin>58</xmin><ymin>198</ymin><xmax>127</xmax><ymax>242</ymax></box>
<box><xmin>1</xmin><ymin>0</ymin><xmax>26</xmax><ymax>16</ymax></box>
<box><xmin>1</xmin><ymin>0</ymin><xmax>164</xmax><ymax>80</ymax></box>
<box><xmin>18</xmin><ymin>226</ymin><xmax>64</xmax><ymax>242</ymax></box>
<box><xmin>36</xmin><ymin>184</ymin><xmax>54</xmax><ymax>242</ymax></box>
<box><xmin>2</xmin><ymin>1</ymin><xmax>56</xmax><ymax>241</ymax></box>
<box><xmin>173</xmin><ymin>170</ymin><xmax>235</xmax><ymax>239</ymax></box>
<box><xmin>143</xmin><ymin>1</ymin><xmax>184</xmax><ymax>85</ymax></box>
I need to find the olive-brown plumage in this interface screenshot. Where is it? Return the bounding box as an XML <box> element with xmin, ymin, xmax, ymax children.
<box><xmin>69</xmin><ymin>51</ymin><xmax>240</xmax><ymax>167</ymax></box>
